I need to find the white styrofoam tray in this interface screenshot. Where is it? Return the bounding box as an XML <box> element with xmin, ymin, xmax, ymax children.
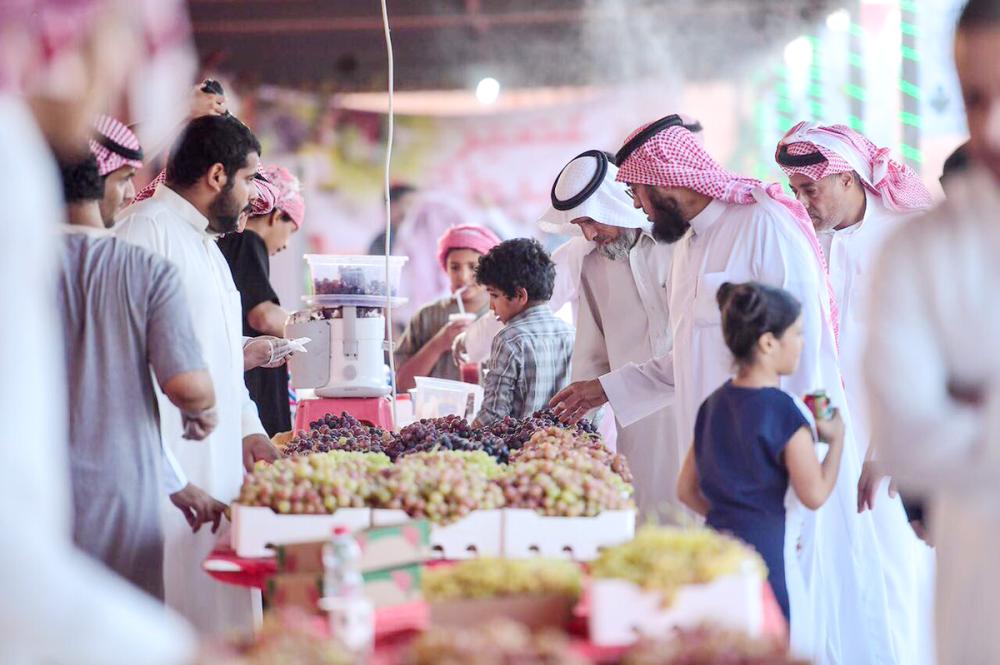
<box><xmin>230</xmin><ymin>504</ymin><xmax>372</xmax><ymax>558</ymax></box>
<box><xmin>501</xmin><ymin>509</ymin><xmax>635</xmax><ymax>561</ymax></box>
<box><xmin>371</xmin><ymin>509</ymin><xmax>503</xmax><ymax>559</ymax></box>
<box><xmin>588</xmin><ymin>563</ymin><xmax>764</xmax><ymax>647</ymax></box>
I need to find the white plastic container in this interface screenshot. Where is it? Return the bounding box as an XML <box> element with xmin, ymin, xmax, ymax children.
<box><xmin>588</xmin><ymin>563</ymin><xmax>765</xmax><ymax>647</ymax></box>
<box><xmin>230</xmin><ymin>504</ymin><xmax>372</xmax><ymax>558</ymax></box>
<box><xmin>304</xmin><ymin>254</ymin><xmax>408</xmax><ymax>308</ymax></box>
<box><xmin>370</xmin><ymin>509</ymin><xmax>503</xmax><ymax>559</ymax></box>
<box><xmin>502</xmin><ymin>509</ymin><xmax>635</xmax><ymax>561</ymax></box>
<box><xmin>413</xmin><ymin>376</ymin><xmax>483</xmax><ymax>421</ymax></box>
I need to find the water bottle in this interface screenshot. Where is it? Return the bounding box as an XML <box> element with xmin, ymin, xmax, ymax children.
<box><xmin>321</xmin><ymin>526</ymin><xmax>374</xmax><ymax>653</ymax></box>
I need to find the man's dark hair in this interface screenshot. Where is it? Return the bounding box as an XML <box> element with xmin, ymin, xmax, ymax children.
<box><xmin>58</xmin><ymin>154</ymin><xmax>104</xmax><ymax>204</ymax></box>
<box><xmin>959</xmin><ymin>0</ymin><xmax>1000</xmax><ymax>30</ymax></box>
<box><xmin>475</xmin><ymin>238</ymin><xmax>556</xmax><ymax>301</ymax></box>
<box><xmin>389</xmin><ymin>183</ymin><xmax>415</xmax><ymax>204</ymax></box>
<box><xmin>166</xmin><ymin>114</ymin><xmax>261</xmax><ymax>189</ymax></box>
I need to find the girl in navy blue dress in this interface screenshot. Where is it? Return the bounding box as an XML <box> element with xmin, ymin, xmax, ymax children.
<box><xmin>676</xmin><ymin>282</ymin><xmax>845</xmax><ymax>624</ymax></box>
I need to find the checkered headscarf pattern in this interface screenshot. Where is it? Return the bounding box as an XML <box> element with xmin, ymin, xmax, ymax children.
<box><xmin>257</xmin><ymin>165</ymin><xmax>305</xmax><ymax>229</ymax></box>
<box><xmin>89</xmin><ymin>114</ymin><xmax>143</xmax><ymax>176</ymax></box>
<box><xmin>776</xmin><ymin>122</ymin><xmax>933</xmax><ymax>212</ymax></box>
<box><xmin>616</xmin><ymin>123</ymin><xmax>840</xmax><ymax>339</ymax></box>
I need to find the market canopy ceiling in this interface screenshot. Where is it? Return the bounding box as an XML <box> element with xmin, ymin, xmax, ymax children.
<box><xmin>190</xmin><ymin>0</ymin><xmax>846</xmax><ymax>91</ymax></box>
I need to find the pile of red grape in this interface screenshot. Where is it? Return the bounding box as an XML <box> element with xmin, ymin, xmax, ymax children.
<box><xmin>313</xmin><ymin>267</ymin><xmax>394</xmax><ymax>296</ymax></box>
<box><xmin>497</xmin><ymin>450</ymin><xmax>634</xmax><ymax>517</ymax></box>
<box><xmin>387</xmin><ymin>416</ymin><xmax>510</xmax><ymax>463</ymax></box>
<box><xmin>487</xmin><ymin>409</ymin><xmax>598</xmax><ymax>450</ymax></box>
<box><xmin>623</xmin><ymin>626</ymin><xmax>810</xmax><ymax>665</ymax></box>
<box><xmin>511</xmin><ymin>427</ymin><xmax>633</xmax><ymax>484</ymax></box>
<box><xmin>237</xmin><ymin>451</ymin><xmax>391</xmax><ymax>514</ymax></box>
<box><xmin>282</xmin><ymin>412</ymin><xmax>392</xmax><ymax>457</ymax></box>
<box><xmin>370</xmin><ymin>451</ymin><xmax>504</xmax><ymax>525</ymax></box>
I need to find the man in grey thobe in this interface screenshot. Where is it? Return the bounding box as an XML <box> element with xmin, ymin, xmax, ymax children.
<box><xmin>56</xmin><ymin>154</ymin><xmax>220</xmax><ymax>598</ymax></box>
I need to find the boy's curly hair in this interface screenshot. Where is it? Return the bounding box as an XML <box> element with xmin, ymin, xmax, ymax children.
<box><xmin>475</xmin><ymin>238</ymin><xmax>555</xmax><ymax>301</ymax></box>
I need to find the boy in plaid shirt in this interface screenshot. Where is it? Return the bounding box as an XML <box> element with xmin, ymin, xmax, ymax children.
<box><xmin>472</xmin><ymin>238</ymin><xmax>575</xmax><ymax>426</ymax></box>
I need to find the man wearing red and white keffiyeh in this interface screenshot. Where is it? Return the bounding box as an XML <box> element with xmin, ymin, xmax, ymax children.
<box><xmin>777</xmin><ymin>123</ymin><xmax>936</xmax><ymax>665</ymax></box>
<box><xmin>551</xmin><ymin>117</ymin><xmax>902</xmax><ymax>664</ymax></box>
<box><xmin>90</xmin><ymin>114</ymin><xmax>143</xmax><ymax>227</ymax></box>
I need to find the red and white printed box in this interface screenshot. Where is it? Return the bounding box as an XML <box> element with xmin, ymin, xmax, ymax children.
<box><xmin>230</xmin><ymin>504</ymin><xmax>372</xmax><ymax>558</ymax></box>
<box><xmin>370</xmin><ymin>509</ymin><xmax>503</xmax><ymax>559</ymax></box>
<box><xmin>501</xmin><ymin>509</ymin><xmax>635</xmax><ymax>561</ymax></box>
<box><xmin>588</xmin><ymin>564</ymin><xmax>765</xmax><ymax>647</ymax></box>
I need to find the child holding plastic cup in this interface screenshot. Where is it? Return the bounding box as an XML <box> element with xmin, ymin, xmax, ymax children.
<box><xmin>676</xmin><ymin>281</ymin><xmax>844</xmax><ymax>624</ymax></box>
<box><xmin>395</xmin><ymin>225</ymin><xmax>501</xmax><ymax>390</ymax></box>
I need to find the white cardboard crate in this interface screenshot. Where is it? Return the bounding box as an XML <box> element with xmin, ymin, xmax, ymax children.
<box><xmin>588</xmin><ymin>564</ymin><xmax>764</xmax><ymax>647</ymax></box>
<box><xmin>230</xmin><ymin>504</ymin><xmax>372</xmax><ymax>558</ymax></box>
<box><xmin>371</xmin><ymin>509</ymin><xmax>503</xmax><ymax>559</ymax></box>
<box><xmin>501</xmin><ymin>509</ymin><xmax>635</xmax><ymax>561</ymax></box>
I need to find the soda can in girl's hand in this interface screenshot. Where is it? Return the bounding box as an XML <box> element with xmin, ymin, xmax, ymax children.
<box><xmin>804</xmin><ymin>390</ymin><xmax>834</xmax><ymax>421</ymax></box>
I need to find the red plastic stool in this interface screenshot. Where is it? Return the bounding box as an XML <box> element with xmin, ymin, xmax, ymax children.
<box><xmin>294</xmin><ymin>396</ymin><xmax>395</xmax><ymax>432</ymax></box>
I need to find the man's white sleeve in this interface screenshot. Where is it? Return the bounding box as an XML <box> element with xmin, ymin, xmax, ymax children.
<box><xmin>599</xmin><ymin>352</ymin><xmax>674</xmax><ymax>428</ymax></box>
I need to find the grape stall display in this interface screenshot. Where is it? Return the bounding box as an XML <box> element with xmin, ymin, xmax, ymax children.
<box><xmin>313</xmin><ymin>266</ymin><xmax>394</xmax><ymax>296</ymax></box>
<box><xmin>282</xmin><ymin>412</ymin><xmax>393</xmax><ymax>457</ymax></box>
<box><xmin>511</xmin><ymin>427</ymin><xmax>633</xmax><ymax>484</ymax></box>
<box><xmin>591</xmin><ymin>527</ymin><xmax>766</xmax><ymax>604</ymax></box>
<box><xmin>238</xmin><ymin>451</ymin><xmax>391</xmax><ymax>514</ymax></box>
<box><xmin>388</xmin><ymin>415</ymin><xmax>511</xmax><ymax>463</ymax></box>
<box><xmin>422</xmin><ymin>558</ymin><xmax>582</xmax><ymax>602</ymax></box>
<box><xmin>487</xmin><ymin>409</ymin><xmax>599</xmax><ymax>450</ymax></box>
<box><xmin>497</xmin><ymin>452</ymin><xmax>634</xmax><ymax>518</ymax></box>
<box><xmin>370</xmin><ymin>451</ymin><xmax>504</xmax><ymax>525</ymax></box>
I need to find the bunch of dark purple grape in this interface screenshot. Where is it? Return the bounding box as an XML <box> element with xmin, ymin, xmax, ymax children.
<box><xmin>312</xmin><ymin>268</ymin><xmax>395</xmax><ymax>297</ymax></box>
<box><xmin>283</xmin><ymin>412</ymin><xmax>391</xmax><ymax>457</ymax></box>
<box><xmin>487</xmin><ymin>409</ymin><xmax>598</xmax><ymax>450</ymax></box>
<box><xmin>387</xmin><ymin>416</ymin><xmax>510</xmax><ymax>463</ymax></box>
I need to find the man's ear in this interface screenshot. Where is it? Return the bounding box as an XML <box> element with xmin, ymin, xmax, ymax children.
<box><xmin>268</xmin><ymin>210</ymin><xmax>281</xmax><ymax>227</ymax></box>
<box><xmin>206</xmin><ymin>163</ymin><xmax>227</xmax><ymax>193</ymax></box>
<box><xmin>515</xmin><ymin>287</ymin><xmax>529</xmax><ymax>304</ymax></box>
<box><xmin>841</xmin><ymin>171</ymin><xmax>857</xmax><ymax>190</ymax></box>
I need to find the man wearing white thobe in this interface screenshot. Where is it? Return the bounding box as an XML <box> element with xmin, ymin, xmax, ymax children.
<box><xmin>777</xmin><ymin>122</ymin><xmax>937</xmax><ymax>665</ymax></box>
<box><xmin>538</xmin><ymin>150</ymin><xmax>678</xmax><ymax>521</ymax></box>
<box><xmin>117</xmin><ymin>114</ymin><xmax>279</xmax><ymax>637</ymax></box>
<box><xmin>550</xmin><ymin>116</ymin><xmax>899</xmax><ymax>663</ymax></box>
<box><xmin>867</xmin><ymin>1</ymin><xmax>1000</xmax><ymax>661</ymax></box>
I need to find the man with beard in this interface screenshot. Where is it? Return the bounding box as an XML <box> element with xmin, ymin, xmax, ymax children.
<box><xmin>866</xmin><ymin>0</ymin><xmax>1000</xmax><ymax>660</ymax></box>
<box><xmin>538</xmin><ymin>150</ymin><xmax>678</xmax><ymax>521</ymax></box>
<box><xmin>551</xmin><ymin>116</ymin><xmax>902</xmax><ymax>663</ymax></box>
<box><xmin>89</xmin><ymin>114</ymin><xmax>144</xmax><ymax>228</ymax></box>
<box><xmin>776</xmin><ymin>123</ymin><xmax>935</xmax><ymax>665</ymax></box>
<box><xmin>116</xmin><ymin>113</ymin><xmax>280</xmax><ymax>638</ymax></box>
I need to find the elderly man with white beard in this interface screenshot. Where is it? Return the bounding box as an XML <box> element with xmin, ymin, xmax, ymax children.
<box><xmin>538</xmin><ymin>150</ymin><xmax>678</xmax><ymax>521</ymax></box>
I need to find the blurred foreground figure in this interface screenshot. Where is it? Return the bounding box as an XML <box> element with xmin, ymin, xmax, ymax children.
<box><xmin>866</xmin><ymin>1</ymin><xmax>1000</xmax><ymax>663</ymax></box>
<box><xmin>0</xmin><ymin>0</ymin><xmax>198</xmax><ymax>663</ymax></box>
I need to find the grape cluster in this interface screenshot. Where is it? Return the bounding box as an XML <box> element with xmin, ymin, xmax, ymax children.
<box><xmin>282</xmin><ymin>412</ymin><xmax>391</xmax><ymax>457</ymax></box>
<box><xmin>313</xmin><ymin>267</ymin><xmax>394</xmax><ymax>296</ymax></box>
<box><xmin>388</xmin><ymin>417</ymin><xmax>510</xmax><ymax>463</ymax></box>
<box><xmin>370</xmin><ymin>451</ymin><xmax>504</xmax><ymax>525</ymax></box>
<box><xmin>496</xmin><ymin>452</ymin><xmax>634</xmax><ymax>517</ymax></box>
<box><xmin>512</xmin><ymin>427</ymin><xmax>633</xmax><ymax>484</ymax></box>
<box><xmin>591</xmin><ymin>527</ymin><xmax>767</xmax><ymax>605</ymax></box>
<box><xmin>407</xmin><ymin>619</ymin><xmax>587</xmax><ymax>665</ymax></box>
<box><xmin>623</xmin><ymin>626</ymin><xmax>810</xmax><ymax>665</ymax></box>
<box><xmin>487</xmin><ymin>409</ymin><xmax>598</xmax><ymax>450</ymax></box>
<box><xmin>237</xmin><ymin>451</ymin><xmax>390</xmax><ymax>514</ymax></box>
<box><xmin>422</xmin><ymin>557</ymin><xmax>582</xmax><ymax>602</ymax></box>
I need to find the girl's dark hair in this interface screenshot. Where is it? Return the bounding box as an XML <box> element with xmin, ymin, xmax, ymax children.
<box><xmin>716</xmin><ymin>282</ymin><xmax>801</xmax><ymax>364</ymax></box>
